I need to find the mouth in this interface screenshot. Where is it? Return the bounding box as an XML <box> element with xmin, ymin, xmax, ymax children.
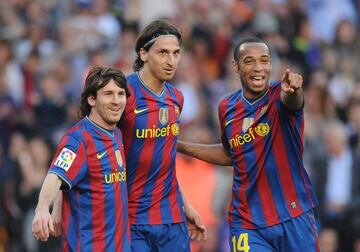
<box><xmin>250</xmin><ymin>76</ymin><xmax>265</xmax><ymax>81</ymax></box>
<box><xmin>249</xmin><ymin>75</ymin><xmax>266</xmax><ymax>86</ymax></box>
<box><xmin>164</xmin><ymin>68</ymin><xmax>174</xmax><ymax>75</ymax></box>
<box><xmin>109</xmin><ymin>107</ymin><xmax>121</xmax><ymax>114</ymax></box>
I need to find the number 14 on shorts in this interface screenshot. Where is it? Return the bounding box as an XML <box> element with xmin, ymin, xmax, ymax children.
<box><xmin>232</xmin><ymin>233</ymin><xmax>250</xmax><ymax>252</ymax></box>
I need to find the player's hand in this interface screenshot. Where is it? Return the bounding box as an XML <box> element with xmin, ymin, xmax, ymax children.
<box><xmin>50</xmin><ymin>201</ymin><xmax>62</xmax><ymax>238</ymax></box>
<box><xmin>32</xmin><ymin>207</ymin><xmax>55</xmax><ymax>242</ymax></box>
<box><xmin>185</xmin><ymin>206</ymin><xmax>207</xmax><ymax>241</ymax></box>
<box><xmin>281</xmin><ymin>69</ymin><xmax>303</xmax><ymax>94</ymax></box>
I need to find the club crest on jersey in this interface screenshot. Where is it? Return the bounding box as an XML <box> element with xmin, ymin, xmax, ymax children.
<box><xmin>255</xmin><ymin>123</ymin><xmax>270</xmax><ymax>136</ymax></box>
<box><xmin>115</xmin><ymin>150</ymin><xmax>123</xmax><ymax>167</ymax></box>
<box><xmin>242</xmin><ymin>117</ymin><xmax>254</xmax><ymax>132</ymax></box>
<box><xmin>54</xmin><ymin>147</ymin><xmax>76</xmax><ymax>171</ymax></box>
<box><xmin>159</xmin><ymin>108</ymin><xmax>168</xmax><ymax>125</ymax></box>
<box><xmin>174</xmin><ymin>105</ymin><xmax>180</xmax><ymax>119</ymax></box>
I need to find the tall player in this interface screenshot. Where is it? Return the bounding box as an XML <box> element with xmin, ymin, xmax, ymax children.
<box><xmin>177</xmin><ymin>37</ymin><xmax>319</xmax><ymax>251</ymax></box>
<box><xmin>118</xmin><ymin>20</ymin><xmax>206</xmax><ymax>251</ymax></box>
<box><xmin>32</xmin><ymin>67</ymin><xmax>131</xmax><ymax>251</ymax></box>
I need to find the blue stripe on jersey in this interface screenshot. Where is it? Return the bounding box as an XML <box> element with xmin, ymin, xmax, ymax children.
<box><xmin>221</xmin><ymin>82</ymin><xmax>317</xmax><ymax>229</ymax></box>
<box><xmin>50</xmin><ymin>118</ymin><xmax>129</xmax><ymax>251</ymax></box>
<box><xmin>123</xmin><ymin>72</ymin><xmax>185</xmax><ymax>225</ymax></box>
<box><xmin>276</xmin><ymin>101</ymin><xmax>317</xmax><ymax>211</ymax></box>
<box><xmin>94</xmin><ymin>136</ymin><xmax>116</xmax><ymax>251</ymax></box>
<box><xmin>66</xmin><ymin>191</ymin><xmax>83</xmax><ymax>251</ymax></box>
<box><xmin>78</xmin><ymin>174</ymin><xmax>94</xmax><ymax>251</ymax></box>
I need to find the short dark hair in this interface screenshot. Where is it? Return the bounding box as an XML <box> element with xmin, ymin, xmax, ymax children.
<box><xmin>80</xmin><ymin>67</ymin><xmax>130</xmax><ymax>118</ymax></box>
<box><xmin>133</xmin><ymin>20</ymin><xmax>182</xmax><ymax>71</ymax></box>
<box><xmin>233</xmin><ymin>37</ymin><xmax>268</xmax><ymax>62</ymax></box>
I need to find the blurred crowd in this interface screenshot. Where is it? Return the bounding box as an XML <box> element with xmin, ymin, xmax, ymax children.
<box><xmin>0</xmin><ymin>0</ymin><xmax>360</xmax><ymax>251</ymax></box>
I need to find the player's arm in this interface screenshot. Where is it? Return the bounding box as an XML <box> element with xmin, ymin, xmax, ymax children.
<box><xmin>280</xmin><ymin>69</ymin><xmax>304</xmax><ymax>111</ymax></box>
<box><xmin>177</xmin><ymin>140</ymin><xmax>232</xmax><ymax>166</ymax></box>
<box><xmin>32</xmin><ymin>173</ymin><xmax>62</xmax><ymax>241</ymax></box>
<box><xmin>50</xmin><ymin>191</ymin><xmax>63</xmax><ymax>237</ymax></box>
<box><xmin>181</xmin><ymin>190</ymin><xmax>207</xmax><ymax>241</ymax></box>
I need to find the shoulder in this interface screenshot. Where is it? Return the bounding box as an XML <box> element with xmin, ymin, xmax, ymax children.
<box><xmin>62</xmin><ymin>119</ymin><xmax>89</xmax><ymax>145</ymax></box>
<box><xmin>126</xmin><ymin>72</ymin><xmax>138</xmax><ymax>85</ymax></box>
<box><xmin>219</xmin><ymin>90</ymin><xmax>240</xmax><ymax>110</ymax></box>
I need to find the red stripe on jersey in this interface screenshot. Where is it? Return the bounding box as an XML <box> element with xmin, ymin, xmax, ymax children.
<box><xmin>108</xmin><ymin>135</ymin><xmax>125</xmax><ymax>251</ymax></box>
<box><xmin>295</xmin><ymin>111</ymin><xmax>315</xmax><ymax>207</ymax></box>
<box><xmin>82</xmin><ymin>131</ymin><xmax>106</xmax><ymax>251</ymax></box>
<box><xmin>162</xmin><ymin>90</ymin><xmax>182</xmax><ymax>221</ymax></box>
<box><xmin>128</xmin><ymin>87</ymin><xmax>158</xmax><ymax>223</ymax></box>
<box><xmin>253</xmin><ymin>107</ymin><xmax>279</xmax><ymax>226</ymax></box>
<box><xmin>121</xmin><ymin>85</ymin><xmax>136</xmax><ymax>158</ymax></box>
<box><xmin>62</xmin><ymin>193</ymin><xmax>70</xmax><ymax>252</ymax></box>
<box><xmin>172</xmin><ymin>87</ymin><xmax>184</xmax><ymax>112</ymax></box>
<box><xmin>143</xmin><ymin>87</ymin><xmax>164</xmax><ymax>223</ymax></box>
<box><xmin>66</xmin><ymin>142</ymin><xmax>86</xmax><ymax>182</ymax></box>
<box><xmin>268</xmin><ymin>93</ymin><xmax>303</xmax><ymax>217</ymax></box>
<box><xmin>232</xmin><ymin>100</ymin><xmax>254</xmax><ymax>229</ymax></box>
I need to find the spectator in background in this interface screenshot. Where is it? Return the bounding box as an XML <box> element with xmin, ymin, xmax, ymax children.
<box><xmin>0</xmin><ymin>39</ymin><xmax>24</xmax><ymax>107</ymax></box>
<box><xmin>311</xmin><ymin>120</ymin><xmax>359</xmax><ymax>252</ymax></box>
<box><xmin>0</xmin><ymin>66</ymin><xmax>16</xmax><ymax>152</ymax></box>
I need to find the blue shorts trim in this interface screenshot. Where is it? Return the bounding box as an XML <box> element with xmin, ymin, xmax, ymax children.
<box><xmin>229</xmin><ymin>210</ymin><xmax>320</xmax><ymax>252</ymax></box>
<box><xmin>130</xmin><ymin>222</ymin><xmax>190</xmax><ymax>252</ymax></box>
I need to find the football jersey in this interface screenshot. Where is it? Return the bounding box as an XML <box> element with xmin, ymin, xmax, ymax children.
<box><xmin>118</xmin><ymin>72</ymin><xmax>185</xmax><ymax>225</ymax></box>
<box><xmin>218</xmin><ymin>81</ymin><xmax>318</xmax><ymax>229</ymax></box>
<box><xmin>48</xmin><ymin>117</ymin><xmax>130</xmax><ymax>252</ymax></box>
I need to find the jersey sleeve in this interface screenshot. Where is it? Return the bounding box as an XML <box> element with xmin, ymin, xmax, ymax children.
<box><xmin>218</xmin><ymin>100</ymin><xmax>230</xmax><ymax>151</ymax></box>
<box><xmin>48</xmin><ymin>134</ymin><xmax>87</xmax><ymax>191</ymax></box>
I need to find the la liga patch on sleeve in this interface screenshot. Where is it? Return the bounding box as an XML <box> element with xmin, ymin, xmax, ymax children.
<box><xmin>54</xmin><ymin>147</ymin><xmax>77</xmax><ymax>171</ymax></box>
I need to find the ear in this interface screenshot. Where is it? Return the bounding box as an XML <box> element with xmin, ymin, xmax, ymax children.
<box><xmin>87</xmin><ymin>95</ymin><xmax>96</xmax><ymax>107</ymax></box>
<box><xmin>139</xmin><ymin>48</ymin><xmax>148</xmax><ymax>63</ymax></box>
<box><xmin>232</xmin><ymin>60</ymin><xmax>240</xmax><ymax>73</ymax></box>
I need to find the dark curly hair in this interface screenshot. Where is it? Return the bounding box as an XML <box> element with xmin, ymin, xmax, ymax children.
<box><xmin>133</xmin><ymin>20</ymin><xmax>182</xmax><ymax>71</ymax></box>
<box><xmin>79</xmin><ymin>67</ymin><xmax>130</xmax><ymax>118</ymax></box>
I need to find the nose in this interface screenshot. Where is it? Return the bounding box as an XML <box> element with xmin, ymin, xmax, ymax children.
<box><xmin>113</xmin><ymin>94</ymin><xmax>124</xmax><ymax>104</ymax></box>
<box><xmin>253</xmin><ymin>60</ymin><xmax>263</xmax><ymax>72</ymax></box>
<box><xmin>167</xmin><ymin>54</ymin><xmax>176</xmax><ymax>66</ymax></box>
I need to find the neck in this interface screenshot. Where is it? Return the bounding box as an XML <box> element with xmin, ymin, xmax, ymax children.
<box><xmin>87</xmin><ymin>113</ymin><xmax>115</xmax><ymax>131</ymax></box>
<box><xmin>139</xmin><ymin>68</ymin><xmax>164</xmax><ymax>95</ymax></box>
<box><xmin>243</xmin><ymin>85</ymin><xmax>269</xmax><ymax>100</ymax></box>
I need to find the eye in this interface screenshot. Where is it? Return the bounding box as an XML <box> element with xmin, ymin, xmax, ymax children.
<box><xmin>243</xmin><ymin>59</ymin><xmax>255</xmax><ymax>65</ymax></box>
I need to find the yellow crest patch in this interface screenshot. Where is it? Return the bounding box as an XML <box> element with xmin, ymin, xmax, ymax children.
<box><xmin>255</xmin><ymin>123</ymin><xmax>270</xmax><ymax>136</ymax></box>
<box><xmin>171</xmin><ymin>123</ymin><xmax>180</xmax><ymax>136</ymax></box>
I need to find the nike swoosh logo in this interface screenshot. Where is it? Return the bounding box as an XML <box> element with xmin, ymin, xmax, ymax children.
<box><xmin>97</xmin><ymin>151</ymin><xmax>107</xmax><ymax>159</ymax></box>
<box><xmin>225</xmin><ymin>119</ymin><xmax>235</xmax><ymax>127</ymax></box>
<box><xmin>134</xmin><ymin>108</ymin><xmax>149</xmax><ymax>114</ymax></box>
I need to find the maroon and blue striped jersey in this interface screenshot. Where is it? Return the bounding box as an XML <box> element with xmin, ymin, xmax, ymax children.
<box><xmin>118</xmin><ymin>72</ymin><xmax>186</xmax><ymax>225</ymax></box>
<box><xmin>219</xmin><ymin>81</ymin><xmax>318</xmax><ymax>229</ymax></box>
<box><xmin>48</xmin><ymin>117</ymin><xmax>130</xmax><ymax>252</ymax></box>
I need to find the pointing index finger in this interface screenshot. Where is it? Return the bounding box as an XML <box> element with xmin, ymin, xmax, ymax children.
<box><xmin>282</xmin><ymin>69</ymin><xmax>291</xmax><ymax>84</ymax></box>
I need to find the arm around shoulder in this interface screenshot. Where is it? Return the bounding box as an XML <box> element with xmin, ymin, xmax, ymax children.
<box><xmin>177</xmin><ymin>140</ymin><xmax>232</xmax><ymax>166</ymax></box>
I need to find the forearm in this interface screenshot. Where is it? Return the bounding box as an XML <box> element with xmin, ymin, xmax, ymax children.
<box><xmin>36</xmin><ymin>174</ymin><xmax>62</xmax><ymax>212</ymax></box>
<box><xmin>281</xmin><ymin>88</ymin><xmax>304</xmax><ymax>111</ymax></box>
<box><xmin>181</xmin><ymin>190</ymin><xmax>192</xmax><ymax>212</ymax></box>
<box><xmin>177</xmin><ymin>140</ymin><xmax>232</xmax><ymax>166</ymax></box>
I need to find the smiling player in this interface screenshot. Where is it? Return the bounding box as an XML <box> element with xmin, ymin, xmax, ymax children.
<box><xmin>32</xmin><ymin>67</ymin><xmax>131</xmax><ymax>251</ymax></box>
